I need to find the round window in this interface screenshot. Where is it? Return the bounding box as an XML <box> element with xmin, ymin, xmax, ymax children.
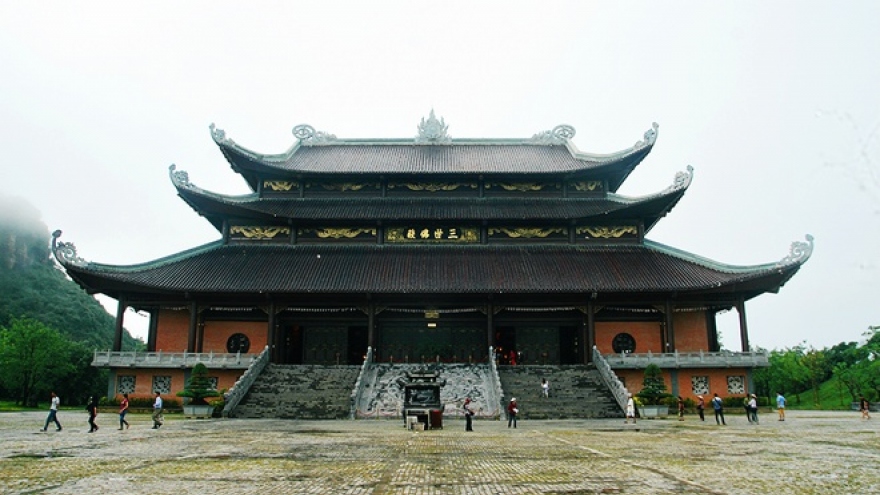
<box><xmin>226</xmin><ymin>333</ymin><xmax>251</xmax><ymax>353</ymax></box>
<box><xmin>612</xmin><ymin>333</ymin><xmax>636</xmax><ymax>354</ymax></box>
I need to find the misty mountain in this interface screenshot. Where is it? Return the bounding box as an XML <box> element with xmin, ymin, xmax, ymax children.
<box><xmin>0</xmin><ymin>195</ymin><xmax>141</xmax><ymax>349</ymax></box>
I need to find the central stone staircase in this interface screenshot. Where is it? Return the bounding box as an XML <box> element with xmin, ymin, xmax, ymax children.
<box><xmin>497</xmin><ymin>365</ymin><xmax>623</xmax><ymax>419</ymax></box>
<box><xmin>232</xmin><ymin>364</ymin><xmax>361</xmax><ymax>419</ymax></box>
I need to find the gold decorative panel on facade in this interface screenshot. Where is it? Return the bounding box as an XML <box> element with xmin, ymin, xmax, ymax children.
<box><xmin>385</xmin><ymin>226</ymin><xmax>479</xmax><ymax>243</ymax></box>
<box><xmin>262</xmin><ymin>180</ymin><xmax>298</xmax><ymax>192</ymax></box>
<box><xmin>488</xmin><ymin>227</ymin><xmax>567</xmax><ymax>240</ymax></box>
<box><xmin>387</xmin><ymin>182</ymin><xmax>478</xmax><ymax>193</ymax></box>
<box><xmin>570</xmin><ymin>181</ymin><xmax>603</xmax><ymax>192</ymax></box>
<box><xmin>229</xmin><ymin>226</ymin><xmax>291</xmax><ymax>240</ymax></box>
<box><xmin>306</xmin><ymin>182</ymin><xmax>380</xmax><ymax>192</ymax></box>
<box><xmin>576</xmin><ymin>226</ymin><xmax>639</xmax><ymax>240</ymax></box>
<box><xmin>485</xmin><ymin>182</ymin><xmax>560</xmax><ymax>192</ymax></box>
<box><xmin>298</xmin><ymin>228</ymin><xmax>377</xmax><ymax>242</ymax></box>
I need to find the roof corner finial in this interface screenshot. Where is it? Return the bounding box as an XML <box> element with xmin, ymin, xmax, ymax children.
<box><xmin>665</xmin><ymin>165</ymin><xmax>694</xmax><ymax>192</ymax></box>
<box><xmin>209</xmin><ymin>123</ymin><xmax>229</xmax><ymax>144</ymax></box>
<box><xmin>168</xmin><ymin>164</ymin><xmax>191</xmax><ymax>188</ymax></box>
<box><xmin>778</xmin><ymin>234</ymin><xmax>815</xmax><ymax>266</ymax></box>
<box><xmin>416</xmin><ymin>109</ymin><xmax>450</xmax><ymax>144</ymax></box>
<box><xmin>50</xmin><ymin>229</ymin><xmax>86</xmax><ymax>267</ymax></box>
<box><xmin>635</xmin><ymin>122</ymin><xmax>660</xmax><ymax>148</ymax></box>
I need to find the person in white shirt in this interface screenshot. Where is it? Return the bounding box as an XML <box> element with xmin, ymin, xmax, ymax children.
<box><xmin>625</xmin><ymin>393</ymin><xmax>636</xmax><ymax>424</ymax></box>
<box><xmin>40</xmin><ymin>392</ymin><xmax>62</xmax><ymax>432</ymax></box>
<box><xmin>152</xmin><ymin>392</ymin><xmax>164</xmax><ymax>429</ymax></box>
<box><xmin>541</xmin><ymin>378</ymin><xmax>549</xmax><ymax>398</ymax></box>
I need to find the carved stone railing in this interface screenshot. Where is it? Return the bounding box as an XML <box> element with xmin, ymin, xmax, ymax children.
<box><xmin>222</xmin><ymin>345</ymin><xmax>270</xmax><ymax>418</ymax></box>
<box><xmin>92</xmin><ymin>349</ymin><xmax>258</xmax><ymax>369</ymax></box>
<box><xmin>592</xmin><ymin>346</ymin><xmax>629</xmax><ymax>413</ymax></box>
<box><xmin>350</xmin><ymin>346</ymin><xmax>374</xmax><ymax>419</ymax></box>
<box><xmin>487</xmin><ymin>346</ymin><xmax>504</xmax><ymax>419</ymax></box>
<box><xmin>602</xmin><ymin>350</ymin><xmax>770</xmax><ymax>369</ymax></box>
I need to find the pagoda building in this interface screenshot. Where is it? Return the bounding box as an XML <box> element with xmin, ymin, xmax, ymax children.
<box><xmin>53</xmin><ymin>112</ymin><xmax>812</xmax><ymax>406</ymax></box>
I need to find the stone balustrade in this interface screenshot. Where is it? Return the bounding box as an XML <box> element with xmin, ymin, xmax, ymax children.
<box><xmin>602</xmin><ymin>350</ymin><xmax>770</xmax><ymax>369</ymax></box>
<box><xmin>92</xmin><ymin>349</ymin><xmax>258</xmax><ymax>369</ymax></box>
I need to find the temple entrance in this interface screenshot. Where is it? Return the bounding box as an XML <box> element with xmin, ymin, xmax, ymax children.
<box><xmin>347</xmin><ymin>325</ymin><xmax>368</xmax><ymax>364</ymax></box>
<box><xmin>559</xmin><ymin>325</ymin><xmax>580</xmax><ymax>364</ymax></box>
<box><xmin>494</xmin><ymin>326</ymin><xmax>517</xmax><ymax>364</ymax></box>
<box><xmin>279</xmin><ymin>323</ymin><xmax>303</xmax><ymax>364</ymax></box>
<box><xmin>376</xmin><ymin>319</ymin><xmax>486</xmax><ymax>363</ymax></box>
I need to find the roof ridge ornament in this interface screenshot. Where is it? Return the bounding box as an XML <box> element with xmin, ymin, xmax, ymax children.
<box><xmin>416</xmin><ymin>110</ymin><xmax>451</xmax><ymax>144</ymax></box>
<box><xmin>530</xmin><ymin>125</ymin><xmax>576</xmax><ymax>145</ymax></box>
<box><xmin>209</xmin><ymin>123</ymin><xmax>233</xmax><ymax>145</ymax></box>
<box><xmin>51</xmin><ymin>230</ymin><xmax>86</xmax><ymax>267</ymax></box>
<box><xmin>169</xmin><ymin>164</ymin><xmax>192</xmax><ymax>189</ymax></box>
<box><xmin>634</xmin><ymin>122</ymin><xmax>660</xmax><ymax>148</ymax></box>
<box><xmin>663</xmin><ymin>165</ymin><xmax>694</xmax><ymax>193</ymax></box>
<box><xmin>778</xmin><ymin>235</ymin><xmax>815</xmax><ymax>266</ymax></box>
<box><xmin>292</xmin><ymin>124</ymin><xmax>337</xmax><ymax>145</ymax></box>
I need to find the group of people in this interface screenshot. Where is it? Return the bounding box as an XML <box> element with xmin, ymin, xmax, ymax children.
<box><xmin>626</xmin><ymin>392</ymin><xmax>794</xmax><ymax>426</ymax></box>
<box><xmin>40</xmin><ymin>391</ymin><xmax>166</xmax><ymax>432</ymax></box>
<box><xmin>459</xmin><ymin>396</ymin><xmax>519</xmax><ymax>431</ymax></box>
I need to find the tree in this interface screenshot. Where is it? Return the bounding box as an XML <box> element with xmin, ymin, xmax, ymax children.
<box><xmin>0</xmin><ymin>318</ymin><xmax>74</xmax><ymax>406</ymax></box>
<box><xmin>802</xmin><ymin>348</ymin><xmax>828</xmax><ymax>406</ymax></box>
<box><xmin>637</xmin><ymin>364</ymin><xmax>672</xmax><ymax>405</ymax></box>
<box><xmin>176</xmin><ymin>363</ymin><xmax>221</xmax><ymax>405</ymax></box>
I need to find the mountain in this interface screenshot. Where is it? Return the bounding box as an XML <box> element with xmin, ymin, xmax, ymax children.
<box><xmin>0</xmin><ymin>195</ymin><xmax>141</xmax><ymax>350</ymax></box>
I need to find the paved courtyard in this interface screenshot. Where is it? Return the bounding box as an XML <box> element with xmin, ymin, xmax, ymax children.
<box><xmin>0</xmin><ymin>410</ymin><xmax>877</xmax><ymax>494</ymax></box>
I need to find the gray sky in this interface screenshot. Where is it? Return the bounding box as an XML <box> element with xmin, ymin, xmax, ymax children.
<box><xmin>1</xmin><ymin>2</ymin><xmax>878</xmax><ymax>350</ymax></box>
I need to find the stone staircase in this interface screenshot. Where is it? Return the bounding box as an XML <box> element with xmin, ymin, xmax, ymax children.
<box><xmin>232</xmin><ymin>364</ymin><xmax>361</xmax><ymax>419</ymax></box>
<box><xmin>497</xmin><ymin>365</ymin><xmax>623</xmax><ymax>419</ymax></box>
<box><xmin>353</xmin><ymin>363</ymin><xmax>502</xmax><ymax>419</ymax></box>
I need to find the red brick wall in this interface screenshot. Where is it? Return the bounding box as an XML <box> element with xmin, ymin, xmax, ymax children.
<box><xmin>672</xmin><ymin>311</ymin><xmax>710</xmax><ymax>352</ymax></box>
<box><xmin>616</xmin><ymin>368</ymin><xmax>750</xmax><ymax>401</ymax></box>
<box><xmin>202</xmin><ymin>320</ymin><xmax>268</xmax><ymax>353</ymax></box>
<box><xmin>112</xmin><ymin>368</ymin><xmax>244</xmax><ymax>401</ymax></box>
<box><xmin>595</xmin><ymin>321</ymin><xmax>662</xmax><ymax>354</ymax></box>
<box><xmin>155</xmin><ymin>309</ymin><xmax>190</xmax><ymax>351</ymax></box>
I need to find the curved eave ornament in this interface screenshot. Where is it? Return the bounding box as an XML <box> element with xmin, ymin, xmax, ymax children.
<box><xmin>777</xmin><ymin>235</ymin><xmax>815</xmax><ymax>267</ymax></box>
<box><xmin>662</xmin><ymin>165</ymin><xmax>694</xmax><ymax>193</ymax></box>
<box><xmin>51</xmin><ymin>230</ymin><xmax>86</xmax><ymax>268</ymax></box>
<box><xmin>168</xmin><ymin>164</ymin><xmax>193</xmax><ymax>190</ymax></box>
<box><xmin>530</xmin><ymin>125</ymin><xmax>576</xmax><ymax>145</ymax></box>
<box><xmin>634</xmin><ymin>122</ymin><xmax>659</xmax><ymax>149</ymax></box>
<box><xmin>292</xmin><ymin>124</ymin><xmax>337</xmax><ymax>145</ymax></box>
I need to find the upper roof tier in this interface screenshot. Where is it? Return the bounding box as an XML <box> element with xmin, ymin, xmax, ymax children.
<box><xmin>211</xmin><ymin>114</ymin><xmax>660</xmax><ymax>193</ymax></box>
<box><xmin>169</xmin><ymin>164</ymin><xmax>693</xmax><ymax>233</ymax></box>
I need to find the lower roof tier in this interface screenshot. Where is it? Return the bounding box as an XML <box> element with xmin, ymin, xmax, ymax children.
<box><xmin>54</xmin><ymin>234</ymin><xmax>811</xmax><ymax>303</ymax></box>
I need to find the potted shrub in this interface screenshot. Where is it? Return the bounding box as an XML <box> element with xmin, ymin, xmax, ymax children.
<box><xmin>636</xmin><ymin>364</ymin><xmax>673</xmax><ymax>418</ymax></box>
<box><xmin>177</xmin><ymin>362</ymin><xmax>221</xmax><ymax>418</ymax></box>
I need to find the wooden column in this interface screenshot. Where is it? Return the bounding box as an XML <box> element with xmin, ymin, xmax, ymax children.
<box><xmin>706</xmin><ymin>309</ymin><xmax>719</xmax><ymax>352</ymax></box>
<box><xmin>665</xmin><ymin>299</ymin><xmax>675</xmax><ymax>352</ymax></box>
<box><xmin>267</xmin><ymin>302</ymin><xmax>277</xmax><ymax>362</ymax></box>
<box><xmin>187</xmin><ymin>301</ymin><xmax>198</xmax><ymax>352</ymax></box>
<box><xmin>737</xmin><ymin>299</ymin><xmax>750</xmax><ymax>352</ymax></box>
<box><xmin>147</xmin><ymin>309</ymin><xmax>159</xmax><ymax>352</ymax></box>
<box><xmin>585</xmin><ymin>300</ymin><xmax>596</xmax><ymax>364</ymax></box>
<box><xmin>367</xmin><ymin>303</ymin><xmax>375</xmax><ymax>349</ymax></box>
<box><xmin>113</xmin><ymin>298</ymin><xmax>126</xmax><ymax>352</ymax></box>
<box><xmin>487</xmin><ymin>303</ymin><xmax>494</xmax><ymax>351</ymax></box>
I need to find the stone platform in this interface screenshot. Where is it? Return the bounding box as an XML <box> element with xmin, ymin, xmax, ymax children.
<box><xmin>1</xmin><ymin>410</ymin><xmax>877</xmax><ymax>494</ymax></box>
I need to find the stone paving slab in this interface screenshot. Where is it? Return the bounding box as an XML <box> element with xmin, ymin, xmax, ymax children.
<box><xmin>0</xmin><ymin>410</ymin><xmax>877</xmax><ymax>494</ymax></box>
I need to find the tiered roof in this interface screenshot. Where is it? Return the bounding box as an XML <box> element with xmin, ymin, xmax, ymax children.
<box><xmin>53</xmin><ymin>114</ymin><xmax>813</xmax><ymax>306</ymax></box>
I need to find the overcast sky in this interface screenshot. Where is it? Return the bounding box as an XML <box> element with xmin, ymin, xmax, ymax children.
<box><xmin>1</xmin><ymin>2</ymin><xmax>878</xmax><ymax>350</ymax></box>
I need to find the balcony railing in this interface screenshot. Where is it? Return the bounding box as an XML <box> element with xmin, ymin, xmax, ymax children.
<box><xmin>602</xmin><ymin>350</ymin><xmax>769</xmax><ymax>369</ymax></box>
<box><xmin>92</xmin><ymin>350</ymin><xmax>258</xmax><ymax>369</ymax></box>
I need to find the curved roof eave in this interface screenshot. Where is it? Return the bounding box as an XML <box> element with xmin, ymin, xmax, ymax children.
<box><xmin>168</xmin><ymin>165</ymin><xmax>693</xmax><ymax>226</ymax></box>
<box><xmin>209</xmin><ymin>122</ymin><xmax>659</xmax><ymax>187</ymax></box>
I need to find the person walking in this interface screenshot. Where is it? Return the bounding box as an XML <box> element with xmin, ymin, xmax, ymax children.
<box><xmin>776</xmin><ymin>392</ymin><xmax>786</xmax><ymax>421</ymax></box>
<box><xmin>86</xmin><ymin>396</ymin><xmax>99</xmax><ymax>432</ymax></box>
<box><xmin>743</xmin><ymin>395</ymin><xmax>752</xmax><ymax>423</ymax></box>
<box><xmin>697</xmin><ymin>395</ymin><xmax>705</xmax><ymax>421</ymax></box>
<box><xmin>711</xmin><ymin>393</ymin><xmax>726</xmax><ymax>425</ymax></box>
<box><xmin>507</xmin><ymin>398</ymin><xmax>518</xmax><ymax>428</ymax></box>
<box><xmin>151</xmin><ymin>392</ymin><xmax>164</xmax><ymax>429</ymax></box>
<box><xmin>541</xmin><ymin>378</ymin><xmax>549</xmax><ymax>398</ymax></box>
<box><xmin>748</xmin><ymin>394</ymin><xmax>759</xmax><ymax>424</ymax></box>
<box><xmin>859</xmin><ymin>396</ymin><xmax>871</xmax><ymax>420</ymax></box>
<box><xmin>118</xmin><ymin>393</ymin><xmax>130</xmax><ymax>430</ymax></box>
<box><xmin>40</xmin><ymin>392</ymin><xmax>62</xmax><ymax>432</ymax></box>
<box><xmin>677</xmin><ymin>396</ymin><xmax>685</xmax><ymax>421</ymax></box>
<box><xmin>624</xmin><ymin>393</ymin><xmax>636</xmax><ymax>424</ymax></box>
<box><xmin>462</xmin><ymin>398</ymin><xmax>474</xmax><ymax>431</ymax></box>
